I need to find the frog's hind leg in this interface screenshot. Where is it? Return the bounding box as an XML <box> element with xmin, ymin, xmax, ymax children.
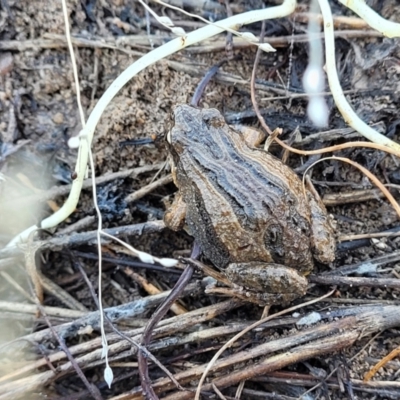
<box><xmin>306</xmin><ymin>178</ymin><xmax>336</xmax><ymax>264</ymax></box>
<box><xmin>224</xmin><ymin>262</ymin><xmax>308</xmax><ymax>306</ymax></box>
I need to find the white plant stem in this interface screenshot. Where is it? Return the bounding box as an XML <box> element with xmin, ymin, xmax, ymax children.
<box><xmin>318</xmin><ymin>0</ymin><xmax>400</xmax><ymax>153</ymax></box>
<box><xmin>338</xmin><ymin>0</ymin><xmax>400</xmax><ymax>38</ymax></box>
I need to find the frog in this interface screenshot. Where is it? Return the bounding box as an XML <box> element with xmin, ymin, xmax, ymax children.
<box><xmin>164</xmin><ymin>104</ymin><xmax>336</xmax><ymax>305</ymax></box>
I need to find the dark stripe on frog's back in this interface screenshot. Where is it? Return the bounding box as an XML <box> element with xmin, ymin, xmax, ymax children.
<box><xmin>180</xmin><ymin>122</ymin><xmax>308</xmax><ymax>230</ymax></box>
<box><xmin>181</xmin><ymin>171</ymin><xmax>231</xmax><ymax>269</ymax></box>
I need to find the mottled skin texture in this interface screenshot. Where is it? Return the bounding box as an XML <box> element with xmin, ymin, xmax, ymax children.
<box><xmin>164</xmin><ymin>105</ymin><xmax>336</xmax><ymax>304</ymax></box>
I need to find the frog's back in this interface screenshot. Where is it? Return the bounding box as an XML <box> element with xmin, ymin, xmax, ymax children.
<box><xmin>172</xmin><ymin>105</ymin><xmax>315</xmax><ymax>273</ymax></box>
<box><xmin>173</xmin><ymin>106</ymin><xmax>311</xmax><ymax>224</ymax></box>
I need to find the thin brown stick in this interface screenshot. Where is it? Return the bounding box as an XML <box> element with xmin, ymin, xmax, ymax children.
<box><xmin>56</xmin><ymin>215</ymin><xmax>96</xmax><ymax>236</ymax></box>
<box><xmin>321</xmin><ymin>156</ymin><xmax>400</xmax><ymax>218</ymax></box>
<box><xmin>1</xmin><ymin>163</ymin><xmax>164</xmax><ymax>209</ymax></box>
<box><xmin>339</xmin><ymin>231</ymin><xmax>400</xmax><ymax>242</ymax></box>
<box><xmin>0</xmin><ymin>301</ymin><xmax>86</xmax><ymax>319</ymax></box>
<box><xmin>186</xmin><ymin>30</ymin><xmax>383</xmax><ymax>53</ymax></box>
<box><xmin>0</xmin><ymin>221</ymin><xmax>166</xmax><ymax>259</ymax></box>
<box><xmin>309</xmin><ymin>275</ymin><xmax>400</xmax><ymax>289</ymax></box>
<box><xmin>364</xmin><ymin>345</ymin><xmax>400</xmax><ymax>382</ymax></box>
<box><xmin>254</xmin><ymin>371</ymin><xmax>400</xmax><ymax>394</ymax></box>
<box><xmin>1</xmin><ymin>280</ymin><xmax>202</xmax><ymax>347</ymax></box>
<box><xmin>125</xmin><ymin>175</ymin><xmax>173</xmax><ymax>203</ymax></box>
<box><xmin>250</xmin><ymin>20</ymin><xmax>273</xmax><ymax>136</ymax></box>
<box><xmin>0</xmin><ymin>25</ymin><xmax>382</xmax><ymax>52</ymax></box>
<box><xmin>322</xmin><ymin>188</ymin><xmax>387</xmax><ymax>206</ymax></box>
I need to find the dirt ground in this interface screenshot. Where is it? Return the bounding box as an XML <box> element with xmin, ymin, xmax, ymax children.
<box><xmin>1</xmin><ymin>0</ymin><xmax>400</xmax><ymax>399</ymax></box>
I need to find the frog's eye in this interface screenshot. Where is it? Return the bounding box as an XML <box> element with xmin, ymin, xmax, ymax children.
<box><xmin>263</xmin><ymin>224</ymin><xmax>285</xmax><ymax>261</ymax></box>
<box><xmin>268</xmin><ymin>227</ymin><xmax>280</xmax><ymax>243</ymax></box>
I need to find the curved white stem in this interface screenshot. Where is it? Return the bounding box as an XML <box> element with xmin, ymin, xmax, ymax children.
<box><xmin>318</xmin><ymin>0</ymin><xmax>400</xmax><ymax>153</ymax></box>
<box><xmin>338</xmin><ymin>0</ymin><xmax>400</xmax><ymax>38</ymax></box>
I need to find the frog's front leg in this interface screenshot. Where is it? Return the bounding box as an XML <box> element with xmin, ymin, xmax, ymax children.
<box><xmin>225</xmin><ymin>262</ymin><xmax>308</xmax><ymax>305</ymax></box>
<box><xmin>307</xmin><ymin>189</ymin><xmax>336</xmax><ymax>264</ymax></box>
<box><xmin>164</xmin><ymin>192</ymin><xmax>187</xmax><ymax>231</ymax></box>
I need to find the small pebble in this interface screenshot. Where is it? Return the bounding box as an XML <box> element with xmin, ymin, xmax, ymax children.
<box><xmin>296</xmin><ymin>311</ymin><xmax>322</xmax><ymax>326</ymax></box>
<box><xmin>53</xmin><ymin>112</ymin><xmax>64</xmax><ymax>124</ymax></box>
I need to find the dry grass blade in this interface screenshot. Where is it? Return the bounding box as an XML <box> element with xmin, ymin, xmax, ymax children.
<box><xmin>303</xmin><ymin>156</ymin><xmax>400</xmax><ymax>219</ymax></box>
<box><xmin>364</xmin><ymin>345</ymin><xmax>400</xmax><ymax>382</ymax></box>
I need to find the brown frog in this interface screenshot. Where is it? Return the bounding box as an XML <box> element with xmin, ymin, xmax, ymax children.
<box><xmin>164</xmin><ymin>104</ymin><xmax>335</xmax><ymax>305</ymax></box>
